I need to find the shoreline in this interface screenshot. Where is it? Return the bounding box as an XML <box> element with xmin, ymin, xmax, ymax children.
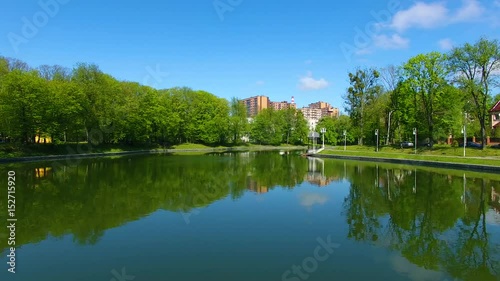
<box><xmin>0</xmin><ymin>146</ymin><xmax>306</xmax><ymax>164</ymax></box>
<box><xmin>311</xmin><ymin>153</ymin><xmax>500</xmax><ymax>173</ymax></box>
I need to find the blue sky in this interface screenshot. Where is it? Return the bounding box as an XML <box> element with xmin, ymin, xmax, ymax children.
<box><xmin>1</xmin><ymin>0</ymin><xmax>499</xmax><ymax>109</ymax></box>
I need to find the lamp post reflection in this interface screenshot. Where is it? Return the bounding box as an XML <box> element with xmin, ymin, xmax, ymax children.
<box><xmin>461</xmin><ymin>173</ymin><xmax>467</xmax><ymax>212</ymax></box>
<box><xmin>413</xmin><ymin>169</ymin><xmax>417</xmax><ymax>194</ymax></box>
<box><xmin>307</xmin><ymin>157</ymin><xmax>327</xmax><ymax>186</ymax></box>
<box><xmin>344</xmin><ymin>161</ymin><xmax>347</xmax><ymax>182</ymax></box>
<box><xmin>387</xmin><ymin>169</ymin><xmax>392</xmax><ymax>201</ymax></box>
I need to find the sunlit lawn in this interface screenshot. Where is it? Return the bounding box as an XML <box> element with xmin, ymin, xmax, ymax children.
<box><xmin>0</xmin><ymin>142</ymin><xmax>307</xmax><ymax>159</ymax></box>
<box><xmin>320</xmin><ymin>144</ymin><xmax>500</xmax><ymax>166</ymax></box>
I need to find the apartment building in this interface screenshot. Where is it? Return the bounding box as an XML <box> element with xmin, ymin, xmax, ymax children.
<box><xmin>241</xmin><ymin>95</ymin><xmax>271</xmax><ymax>117</ymax></box>
<box><xmin>300</xmin><ymin>107</ymin><xmax>323</xmax><ymax>130</ymax></box>
<box><xmin>308</xmin><ymin>101</ymin><xmax>340</xmax><ymax>118</ymax></box>
<box><xmin>242</xmin><ymin>96</ymin><xmax>297</xmax><ymax>117</ymax></box>
<box><xmin>271</xmin><ymin>101</ymin><xmax>297</xmax><ymax>110</ymax></box>
<box><xmin>300</xmin><ymin>107</ymin><xmax>323</xmax><ymax>120</ymax></box>
<box><xmin>300</xmin><ymin>101</ymin><xmax>340</xmax><ymax>130</ymax></box>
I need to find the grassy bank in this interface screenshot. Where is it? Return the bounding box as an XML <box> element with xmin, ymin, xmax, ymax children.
<box><xmin>319</xmin><ymin>145</ymin><xmax>500</xmax><ymax>166</ymax></box>
<box><xmin>0</xmin><ymin>142</ymin><xmax>306</xmax><ymax>159</ymax></box>
<box><xmin>331</xmin><ymin>158</ymin><xmax>500</xmax><ymax>181</ymax></box>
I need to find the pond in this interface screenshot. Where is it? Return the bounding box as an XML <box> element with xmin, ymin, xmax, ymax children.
<box><xmin>0</xmin><ymin>151</ymin><xmax>499</xmax><ymax>281</ymax></box>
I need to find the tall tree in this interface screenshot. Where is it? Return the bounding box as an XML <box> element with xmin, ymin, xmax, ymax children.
<box><xmin>278</xmin><ymin>108</ymin><xmax>308</xmax><ymax>145</ymax></box>
<box><xmin>0</xmin><ymin>70</ymin><xmax>49</xmax><ymax>143</ymax></box>
<box><xmin>289</xmin><ymin>110</ymin><xmax>309</xmax><ymax>145</ymax></box>
<box><xmin>250</xmin><ymin>108</ymin><xmax>284</xmax><ymax>145</ymax></box>
<box><xmin>72</xmin><ymin>64</ymin><xmax>121</xmax><ymax>144</ymax></box>
<box><xmin>316</xmin><ymin>117</ymin><xmax>338</xmax><ymax>145</ymax></box>
<box><xmin>345</xmin><ymin>68</ymin><xmax>381</xmax><ymax>145</ymax></box>
<box><xmin>402</xmin><ymin>52</ymin><xmax>449</xmax><ymax>146</ymax></box>
<box><xmin>380</xmin><ymin>65</ymin><xmax>401</xmax><ymax>144</ymax></box>
<box><xmin>449</xmin><ymin>38</ymin><xmax>500</xmax><ymax>148</ymax></box>
<box><xmin>229</xmin><ymin>97</ymin><xmax>248</xmax><ymax>144</ymax></box>
<box><xmin>38</xmin><ymin>64</ymin><xmax>71</xmax><ymax>81</ymax></box>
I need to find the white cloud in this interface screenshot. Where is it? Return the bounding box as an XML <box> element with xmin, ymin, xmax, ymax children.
<box><xmin>486</xmin><ymin>209</ymin><xmax>500</xmax><ymax>226</ymax></box>
<box><xmin>390</xmin><ymin>255</ymin><xmax>445</xmax><ymax>281</ymax></box>
<box><xmin>438</xmin><ymin>38</ymin><xmax>454</xmax><ymax>50</ymax></box>
<box><xmin>299</xmin><ymin>193</ymin><xmax>328</xmax><ymax>208</ymax></box>
<box><xmin>390</xmin><ymin>2</ymin><xmax>448</xmax><ymax>32</ymax></box>
<box><xmin>298</xmin><ymin>71</ymin><xmax>329</xmax><ymax>91</ymax></box>
<box><xmin>355</xmin><ymin>48</ymin><xmax>373</xmax><ymax>55</ymax></box>
<box><xmin>452</xmin><ymin>0</ymin><xmax>484</xmax><ymax>22</ymax></box>
<box><xmin>373</xmin><ymin>34</ymin><xmax>410</xmax><ymax>49</ymax></box>
<box><xmin>388</xmin><ymin>0</ymin><xmax>485</xmax><ymax>32</ymax></box>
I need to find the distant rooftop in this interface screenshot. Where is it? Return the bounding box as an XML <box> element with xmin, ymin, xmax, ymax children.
<box><xmin>491</xmin><ymin>100</ymin><xmax>500</xmax><ymax>112</ymax></box>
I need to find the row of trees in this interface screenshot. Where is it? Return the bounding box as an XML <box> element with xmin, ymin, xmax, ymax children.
<box><xmin>250</xmin><ymin>108</ymin><xmax>309</xmax><ymax>145</ymax></box>
<box><xmin>0</xmin><ymin>58</ymin><xmax>312</xmax><ymax>146</ymax></box>
<box><xmin>342</xmin><ymin>38</ymin><xmax>500</xmax><ymax>148</ymax></box>
<box><xmin>1</xmin><ymin>37</ymin><xmax>498</xmax><ymax>148</ymax></box>
<box><xmin>0</xmin><ymin>59</ymin><xmax>251</xmax><ymax>145</ymax></box>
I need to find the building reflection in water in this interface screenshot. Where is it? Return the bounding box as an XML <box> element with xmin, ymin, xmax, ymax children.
<box><xmin>491</xmin><ymin>185</ymin><xmax>500</xmax><ymax>214</ymax></box>
<box><xmin>35</xmin><ymin>167</ymin><xmax>52</xmax><ymax>179</ymax></box>
<box><xmin>247</xmin><ymin>179</ymin><xmax>269</xmax><ymax>194</ymax></box>
<box><xmin>305</xmin><ymin>157</ymin><xmax>339</xmax><ymax>187</ymax></box>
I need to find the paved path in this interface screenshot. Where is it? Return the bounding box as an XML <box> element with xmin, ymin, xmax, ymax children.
<box><xmin>313</xmin><ymin>153</ymin><xmax>500</xmax><ymax>174</ymax></box>
<box><xmin>323</xmin><ymin>148</ymin><xmax>500</xmax><ymax>160</ymax></box>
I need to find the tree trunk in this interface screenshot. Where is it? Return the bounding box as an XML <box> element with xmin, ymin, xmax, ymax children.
<box><xmin>359</xmin><ymin>120</ymin><xmax>364</xmax><ymax>146</ymax></box>
<box><xmin>480</xmin><ymin>121</ymin><xmax>486</xmax><ymax>150</ymax></box>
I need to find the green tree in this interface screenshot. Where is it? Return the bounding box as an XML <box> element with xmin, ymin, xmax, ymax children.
<box><xmin>0</xmin><ymin>70</ymin><xmax>49</xmax><ymax>143</ymax></box>
<box><xmin>316</xmin><ymin>117</ymin><xmax>338</xmax><ymax>145</ymax></box>
<box><xmin>45</xmin><ymin>79</ymin><xmax>84</xmax><ymax>143</ymax></box>
<box><xmin>345</xmin><ymin>68</ymin><xmax>381</xmax><ymax>145</ymax></box>
<box><xmin>402</xmin><ymin>52</ymin><xmax>450</xmax><ymax>145</ymax></box>
<box><xmin>250</xmin><ymin>108</ymin><xmax>284</xmax><ymax>145</ymax></box>
<box><xmin>71</xmin><ymin>64</ymin><xmax>121</xmax><ymax>145</ymax></box>
<box><xmin>290</xmin><ymin>110</ymin><xmax>309</xmax><ymax>145</ymax></box>
<box><xmin>190</xmin><ymin>91</ymin><xmax>230</xmax><ymax>145</ymax></box>
<box><xmin>449</xmin><ymin>38</ymin><xmax>500</xmax><ymax>148</ymax></box>
<box><xmin>279</xmin><ymin>108</ymin><xmax>308</xmax><ymax>145</ymax></box>
<box><xmin>229</xmin><ymin>97</ymin><xmax>248</xmax><ymax>144</ymax></box>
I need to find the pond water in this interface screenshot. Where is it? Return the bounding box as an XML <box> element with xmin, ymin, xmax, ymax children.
<box><xmin>0</xmin><ymin>151</ymin><xmax>499</xmax><ymax>281</ymax></box>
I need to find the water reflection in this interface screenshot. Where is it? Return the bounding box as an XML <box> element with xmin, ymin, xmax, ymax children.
<box><xmin>334</xmin><ymin>161</ymin><xmax>500</xmax><ymax>281</ymax></box>
<box><xmin>298</xmin><ymin>192</ymin><xmax>329</xmax><ymax>208</ymax></box>
<box><xmin>0</xmin><ymin>153</ymin><xmax>499</xmax><ymax>280</ymax></box>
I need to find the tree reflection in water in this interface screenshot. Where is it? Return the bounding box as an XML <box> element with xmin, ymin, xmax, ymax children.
<box><xmin>335</xmin><ymin>161</ymin><xmax>500</xmax><ymax>281</ymax></box>
<box><xmin>0</xmin><ymin>154</ymin><xmax>499</xmax><ymax>280</ymax></box>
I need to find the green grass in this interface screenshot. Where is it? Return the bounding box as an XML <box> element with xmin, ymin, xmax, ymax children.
<box><xmin>0</xmin><ymin>142</ymin><xmax>307</xmax><ymax>159</ymax></box>
<box><xmin>320</xmin><ymin>144</ymin><xmax>500</xmax><ymax>166</ymax></box>
<box><xmin>333</xmin><ymin>158</ymin><xmax>500</xmax><ymax>181</ymax></box>
<box><xmin>0</xmin><ymin>143</ymin><xmax>162</xmax><ymax>159</ymax></box>
<box><xmin>170</xmin><ymin>143</ymin><xmax>227</xmax><ymax>150</ymax></box>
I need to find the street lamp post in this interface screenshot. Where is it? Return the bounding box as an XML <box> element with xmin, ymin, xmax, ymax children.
<box><xmin>462</xmin><ymin>112</ymin><xmax>467</xmax><ymax>157</ymax></box>
<box><xmin>413</xmin><ymin>128</ymin><xmax>417</xmax><ymax>154</ymax></box>
<box><xmin>386</xmin><ymin>110</ymin><xmax>394</xmax><ymax>145</ymax></box>
<box><xmin>375</xmin><ymin>129</ymin><xmax>379</xmax><ymax>152</ymax></box>
<box><xmin>343</xmin><ymin>130</ymin><xmax>347</xmax><ymax>151</ymax></box>
<box><xmin>461</xmin><ymin>125</ymin><xmax>466</xmax><ymax>157</ymax></box>
<box><xmin>320</xmin><ymin>128</ymin><xmax>326</xmax><ymax>148</ymax></box>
